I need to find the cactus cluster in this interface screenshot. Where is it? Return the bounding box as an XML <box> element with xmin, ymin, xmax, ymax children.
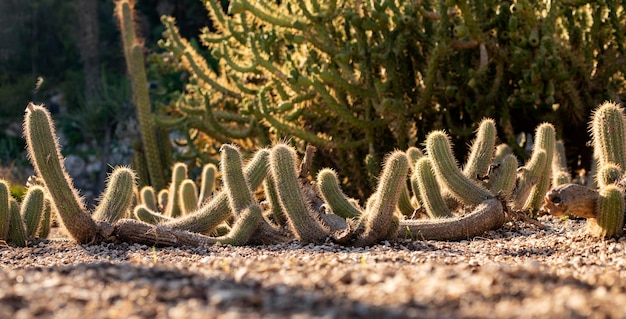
<box><xmin>543</xmin><ymin>101</ymin><xmax>626</xmax><ymax>238</ymax></box>
<box><xmin>0</xmin><ymin>180</ymin><xmax>52</xmax><ymax>247</ymax></box>
<box><xmin>150</xmin><ymin>0</ymin><xmax>626</xmax><ymax>200</ymax></box>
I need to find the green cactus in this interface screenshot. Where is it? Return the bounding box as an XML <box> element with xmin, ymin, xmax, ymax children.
<box><xmin>587</xmin><ymin>184</ymin><xmax>625</xmax><ymax>238</ymax></box>
<box><xmin>270</xmin><ymin>144</ymin><xmax>329</xmax><ymax>243</ymax></box>
<box><xmin>8</xmin><ymin>198</ymin><xmax>27</xmax><ymax>246</ymax></box>
<box><xmin>20</xmin><ymin>185</ymin><xmax>45</xmax><ymax>237</ymax></box>
<box><xmin>115</xmin><ymin>0</ymin><xmax>167</xmax><ymax>191</ymax></box>
<box><xmin>413</xmin><ymin>157</ymin><xmax>452</xmax><ymax>219</ymax></box>
<box><xmin>597</xmin><ymin>163</ymin><xmax>623</xmax><ymax>189</ymax></box>
<box><xmin>523</xmin><ymin>123</ymin><xmax>556</xmax><ymax>213</ymax></box>
<box><xmin>220</xmin><ymin>145</ymin><xmax>255</xmax><ymax>216</ymax></box>
<box><xmin>162</xmin><ymin>148</ymin><xmax>269</xmax><ymax>234</ymax></box>
<box><xmin>425</xmin><ymin>130</ymin><xmax>494</xmax><ymax>206</ymax></box>
<box><xmin>92</xmin><ymin>167</ymin><xmax>137</xmax><ymax>223</ymax></box>
<box><xmin>591</xmin><ymin>101</ymin><xmax>626</xmax><ymax>170</ymax></box>
<box><xmin>37</xmin><ymin>198</ymin><xmax>52</xmax><ymax>239</ymax></box>
<box><xmin>316</xmin><ymin>168</ymin><xmax>362</xmax><ymax>219</ymax></box>
<box><xmin>488</xmin><ymin>153</ymin><xmax>518</xmax><ymax>200</ymax></box>
<box><xmin>512</xmin><ymin>149</ymin><xmax>547</xmax><ymax>210</ymax></box>
<box><xmin>198</xmin><ymin>163</ymin><xmax>217</xmax><ymax>204</ymax></box>
<box><xmin>24</xmin><ymin>104</ymin><xmax>98</xmax><ymax>244</ymax></box>
<box><xmin>164</xmin><ymin>162</ymin><xmax>188</xmax><ymax>218</ymax></box>
<box><xmin>262</xmin><ymin>173</ymin><xmax>287</xmax><ymax>226</ymax></box>
<box><xmin>463</xmin><ymin>118</ymin><xmax>497</xmax><ymax>182</ymax></box>
<box><xmin>0</xmin><ymin>180</ymin><xmax>10</xmax><ymax>241</ymax></box>
<box><xmin>178</xmin><ymin>179</ymin><xmax>199</xmax><ymax>215</ymax></box>
<box><xmin>139</xmin><ymin>186</ymin><xmax>158</xmax><ymax>211</ymax></box>
<box><xmin>134</xmin><ymin>204</ymin><xmax>171</xmax><ymax>224</ymax></box>
<box><xmin>355</xmin><ymin>150</ymin><xmax>409</xmax><ymax>246</ymax></box>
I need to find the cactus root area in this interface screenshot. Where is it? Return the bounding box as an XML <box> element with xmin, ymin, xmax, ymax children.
<box><xmin>1</xmin><ymin>217</ymin><xmax>625</xmax><ymax>319</ymax></box>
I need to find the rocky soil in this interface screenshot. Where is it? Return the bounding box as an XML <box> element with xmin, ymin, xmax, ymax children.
<box><xmin>1</xmin><ymin>216</ymin><xmax>625</xmax><ymax>319</ymax></box>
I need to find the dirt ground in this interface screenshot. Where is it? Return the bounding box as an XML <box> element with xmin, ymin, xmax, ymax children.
<box><xmin>1</xmin><ymin>216</ymin><xmax>625</xmax><ymax>319</ymax></box>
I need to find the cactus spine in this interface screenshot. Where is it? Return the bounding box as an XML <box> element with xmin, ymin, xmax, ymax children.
<box><xmin>24</xmin><ymin>104</ymin><xmax>98</xmax><ymax>243</ymax></box>
<box><xmin>316</xmin><ymin>168</ymin><xmax>362</xmax><ymax>219</ymax></box>
<box><xmin>92</xmin><ymin>167</ymin><xmax>137</xmax><ymax>223</ymax></box>
<box><xmin>426</xmin><ymin>131</ymin><xmax>494</xmax><ymax>205</ymax></box>
<box><xmin>414</xmin><ymin>157</ymin><xmax>452</xmax><ymax>218</ymax></box>
<box><xmin>587</xmin><ymin>184</ymin><xmax>625</xmax><ymax>238</ymax></box>
<box><xmin>270</xmin><ymin>144</ymin><xmax>329</xmax><ymax>243</ymax></box>
<box><xmin>20</xmin><ymin>186</ymin><xmax>45</xmax><ymax>237</ymax></box>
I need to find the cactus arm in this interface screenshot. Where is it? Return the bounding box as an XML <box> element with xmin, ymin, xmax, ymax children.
<box><xmin>36</xmin><ymin>198</ymin><xmax>52</xmax><ymax>238</ymax></box>
<box><xmin>20</xmin><ymin>185</ymin><xmax>45</xmax><ymax>237</ymax></box>
<box><xmin>134</xmin><ymin>205</ymin><xmax>171</xmax><ymax>225</ymax></box>
<box><xmin>165</xmin><ymin>162</ymin><xmax>187</xmax><ymax>218</ymax></box>
<box><xmin>462</xmin><ymin>118</ymin><xmax>497</xmax><ymax>181</ymax></box>
<box><xmin>24</xmin><ymin>104</ymin><xmax>98</xmax><ymax>243</ymax></box>
<box><xmin>317</xmin><ymin>168</ymin><xmax>362</xmax><ymax>219</ymax></box>
<box><xmin>270</xmin><ymin>144</ymin><xmax>329</xmax><ymax>243</ymax></box>
<box><xmin>426</xmin><ymin>131</ymin><xmax>494</xmax><ymax>206</ymax></box>
<box><xmin>399</xmin><ymin>198</ymin><xmax>505</xmax><ymax>241</ymax></box>
<box><xmin>140</xmin><ymin>186</ymin><xmax>158</xmax><ymax>211</ymax></box>
<box><xmin>178</xmin><ymin>179</ymin><xmax>199</xmax><ymax>216</ymax></box>
<box><xmin>488</xmin><ymin>154</ymin><xmax>518</xmax><ymax>200</ymax></box>
<box><xmin>263</xmin><ymin>173</ymin><xmax>288</xmax><ymax>226</ymax></box>
<box><xmin>92</xmin><ymin>167</ymin><xmax>137</xmax><ymax>223</ymax></box>
<box><xmin>587</xmin><ymin>185</ymin><xmax>624</xmax><ymax>238</ymax></box>
<box><xmin>591</xmin><ymin>101</ymin><xmax>626</xmax><ymax>170</ymax></box>
<box><xmin>198</xmin><ymin>163</ymin><xmax>217</xmax><ymax>204</ymax></box>
<box><xmin>414</xmin><ymin>157</ymin><xmax>452</xmax><ymax>218</ymax></box>
<box><xmin>0</xmin><ymin>180</ymin><xmax>11</xmax><ymax>241</ymax></box>
<box><xmin>523</xmin><ymin>123</ymin><xmax>557</xmax><ymax>212</ymax></box>
<box><xmin>8</xmin><ymin>198</ymin><xmax>27</xmax><ymax>247</ymax></box>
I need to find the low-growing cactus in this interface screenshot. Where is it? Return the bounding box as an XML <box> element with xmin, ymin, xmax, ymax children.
<box><xmin>0</xmin><ymin>180</ymin><xmax>11</xmax><ymax>241</ymax></box>
<box><xmin>20</xmin><ymin>186</ymin><xmax>45</xmax><ymax>237</ymax></box>
<box><xmin>587</xmin><ymin>184</ymin><xmax>624</xmax><ymax>238</ymax></box>
<box><xmin>413</xmin><ymin>157</ymin><xmax>452</xmax><ymax>219</ymax></box>
<box><xmin>92</xmin><ymin>167</ymin><xmax>137</xmax><ymax>223</ymax></box>
<box><xmin>8</xmin><ymin>198</ymin><xmax>27</xmax><ymax>247</ymax></box>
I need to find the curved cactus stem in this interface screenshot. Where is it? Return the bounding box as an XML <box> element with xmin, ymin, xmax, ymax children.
<box><xmin>214</xmin><ymin>204</ymin><xmax>262</xmax><ymax>246</ymax></box>
<box><xmin>587</xmin><ymin>185</ymin><xmax>625</xmax><ymax>238</ymax></box>
<box><xmin>165</xmin><ymin>162</ymin><xmax>188</xmax><ymax>218</ymax></box>
<box><xmin>488</xmin><ymin>154</ymin><xmax>518</xmax><ymax>201</ymax></box>
<box><xmin>134</xmin><ymin>204</ymin><xmax>171</xmax><ymax>225</ymax></box>
<box><xmin>220</xmin><ymin>144</ymin><xmax>255</xmax><ymax>216</ymax></box>
<box><xmin>414</xmin><ymin>157</ymin><xmax>452</xmax><ymax>218</ymax></box>
<box><xmin>512</xmin><ymin>149</ymin><xmax>547</xmax><ymax>210</ymax></box>
<box><xmin>8</xmin><ymin>198</ymin><xmax>27</xmax><ymax>246</ymax></box>
<box><xmin>463</xmin><ymin>118</ymin><xmax>497</xmax><ymax>182</ymax></box>
<box><xmin>523</xmin><ymin>123</ymin><xmax>556</xmax><ymax>213</ymax></box>
<box><xmin>270</xmin><ymin>144</ymin><xmax>330</xmax><ymax>243</ymax></box>
<box><xmin>162</xmin><ymin>148</ymin><xmax>269</xmax><ymax>234</ymax></box>
<box><xmin>20</xmin><ymin>185</ymin><xmax>45</xmax><ymax>237</ymax></box>
<box><xmin>317</xmin><ymin>168</ymin><xmax>362</xmax><ymax>219</ymax></box>
<box><xmin>355</xmin><ymin>151</ymin><xmax>409</xmax><ymax>246</ymax></box>
<box><xmin>112</xmin><ymin>218</ymin><xmax>219</xmax><ymax>246</ymax></box>
<box><xmin>597</xmin><ymin>163</ymin><xmax>623</xmax><ymax>188</ymax></box>
<box><xmin>24</xmin><ymin>104</ymin><xmax>98</xmax><ymax>244</ymax></box>
<box><xmin>37</xmin><ymin>198</ymin><xmax>52</xmax><ymax>239</ymax></box>
<box><xmin>263</xmin><ymin>173</ymin><xmax>288</xmax><ymax>226</ymax></box>
<box><xmin>426</xmin><ymin>130</ymin><xmax>494</xmax><ymax>206</ymax></box>
<box><xmin>398</xmin><ymin>198</ymin><xmax>505</xmax><ymax>241</ymax></box>
<box><xmin>92</xmin><ymin>167</ymin><xmax>137</xmax><ymax>223</ymax></box>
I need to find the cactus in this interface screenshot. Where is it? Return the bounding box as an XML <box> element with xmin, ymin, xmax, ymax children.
<box><xmin>20</xmin><ymin>185</ymin><xmax>45</xmax><ymax>237</ymax></box>
<box><xmin>269</xmin><ymin>144</ymin><xmax>329</xmax><ymax>243</ymax></box>
<box><xmin>8</xmin><ymin>198</ymin><xmax>27</xmax><ymax>247</ymax></box>
<box><xmin>425</xmin><ymin>130</ymin><xmax>494</xmax><ymax>206</ymax></box>
<box><xmin>597</xmin><ymin>163</ymin><xmax>623</xmax><ymax>189</ymax></box>
<box><xmin>164</xmin><ymin>162</ymin><xmax>188</xmax><ymax>218</ymax></box>
<box><xmin>198</xmin><ymin>163</ymin><xmax>217</xmax><ymax>204</ymax></box>
<box><xmin>413</xmin><ymin>157</ymin><xmax>452</xmax><ymax>219</ymax></box>
<box><xmin>522</xmin><ymin>123</ymin><xmax>556</xmax><ymax>213</ymax></box>
<box><xmin>115</xmin><ymin>0</ymin><xmax>167</xmax><ymax>190</ymax></box>
<box><xmin>512</xmin><ymin>149</ymin><xmax>547</xmax><ymax>210</ymax></box>
<box><xmin>591</xmin><ymin>101</ymin><xmax>626</xmax><ymax>170</ymax></box>
<box><xmin>178</xmin><ymin>179</ymin><xmax>199</xmax><ymax>215</ymax></box>
<box><xmin>587</xmin><ymin>185</ymin><xmax>624</xmax><ymax>238</ymax></box>
<box><xmin>317</xmin><ymin>168</ymin><xmax>362</xmax><ymax>219</ymax></box>
<box><xmin>139</xmin><ymin>186</ymin><xmax>158</xmax><ymax>211</ymax></box>
<box><xmin>0</xmin><ymin>180</ymin><xmax>10</xmax><ymax>241</ymax></box>
<box><xmin>134</xmin><ymin>204</ymin><xmax>171</xmax><ymax>224</ymax></box>
<box><xmin>488</xmin><ymin>154</ymin><xmax>518</xmax><ymax>200</ymax></box>
<box><xmin>262</xmin><ymin>173</ymin><xmax>287</xmax><ymax>226</ymax></box>
<box><xmin>37</xmin><ymin>198</ymin><xmax>52</xmax><ymax>239</ymax></box>
<box><xmin>24</xmin><ymin>104</ymin><xmax>98</xmax><ymax>244</ymax></box>
<box><xmin>92</xmin><ymin>167</ymin><xmax>137</xmax><ymax>223</ymax></box>
<box><xmin>463</xmin><ymin>118</ymin><xmax>497</xmax><ymax>182</ymax></box>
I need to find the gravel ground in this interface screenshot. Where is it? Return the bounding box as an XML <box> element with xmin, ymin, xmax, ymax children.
<box><xmin>1</xmin><ymin>216</ymin><xmax>625</xmax><ymax>319</ymax></box>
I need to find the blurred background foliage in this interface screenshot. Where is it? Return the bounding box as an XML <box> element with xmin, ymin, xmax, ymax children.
<box><xmin>0</xmin><ymin>0</ymin><xmax>625</xmax><ymax>201</ymax></box>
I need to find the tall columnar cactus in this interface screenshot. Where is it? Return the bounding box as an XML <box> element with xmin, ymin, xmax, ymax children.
<box><xmin>92</xmin><ymin>167</ymin><xmax>137</xmax><ymax>223</ymax></box>
<box><xmin>20</xmin><ymin>186</ymin><xmax>45</xmax><ymax>237</ymax></box>
<box><xmin>24</xmin><ymin>104</ymin><xmax>98</xmax><ymax>243</ymax></box>
<box><xmin>591</xmin><ymin>101</ymin><xmax>626</xmax><ymax>171</ymax></box>
<box><xmin>0</xmin><ymin>180</ymin><xmax>10</xmax><ymax>241</ymax></box>
<box><xmin>270</xmin><ymin>144</ymin><xmax>330</xmax><ymax>243</ymax></box>
<box><xmin>463</xmin><ymin>118</ymin><xmax>497</xmax><ymax>182</ymax></box>
<box><xmin>115</xmin><ymin>0</ymin><xmax>167</xmax><ymax>191</ymax></box>
<box><xmin>425</xmin><ymin>130</ymin><xmax>494</xmax><ymax>206</ymax></box>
